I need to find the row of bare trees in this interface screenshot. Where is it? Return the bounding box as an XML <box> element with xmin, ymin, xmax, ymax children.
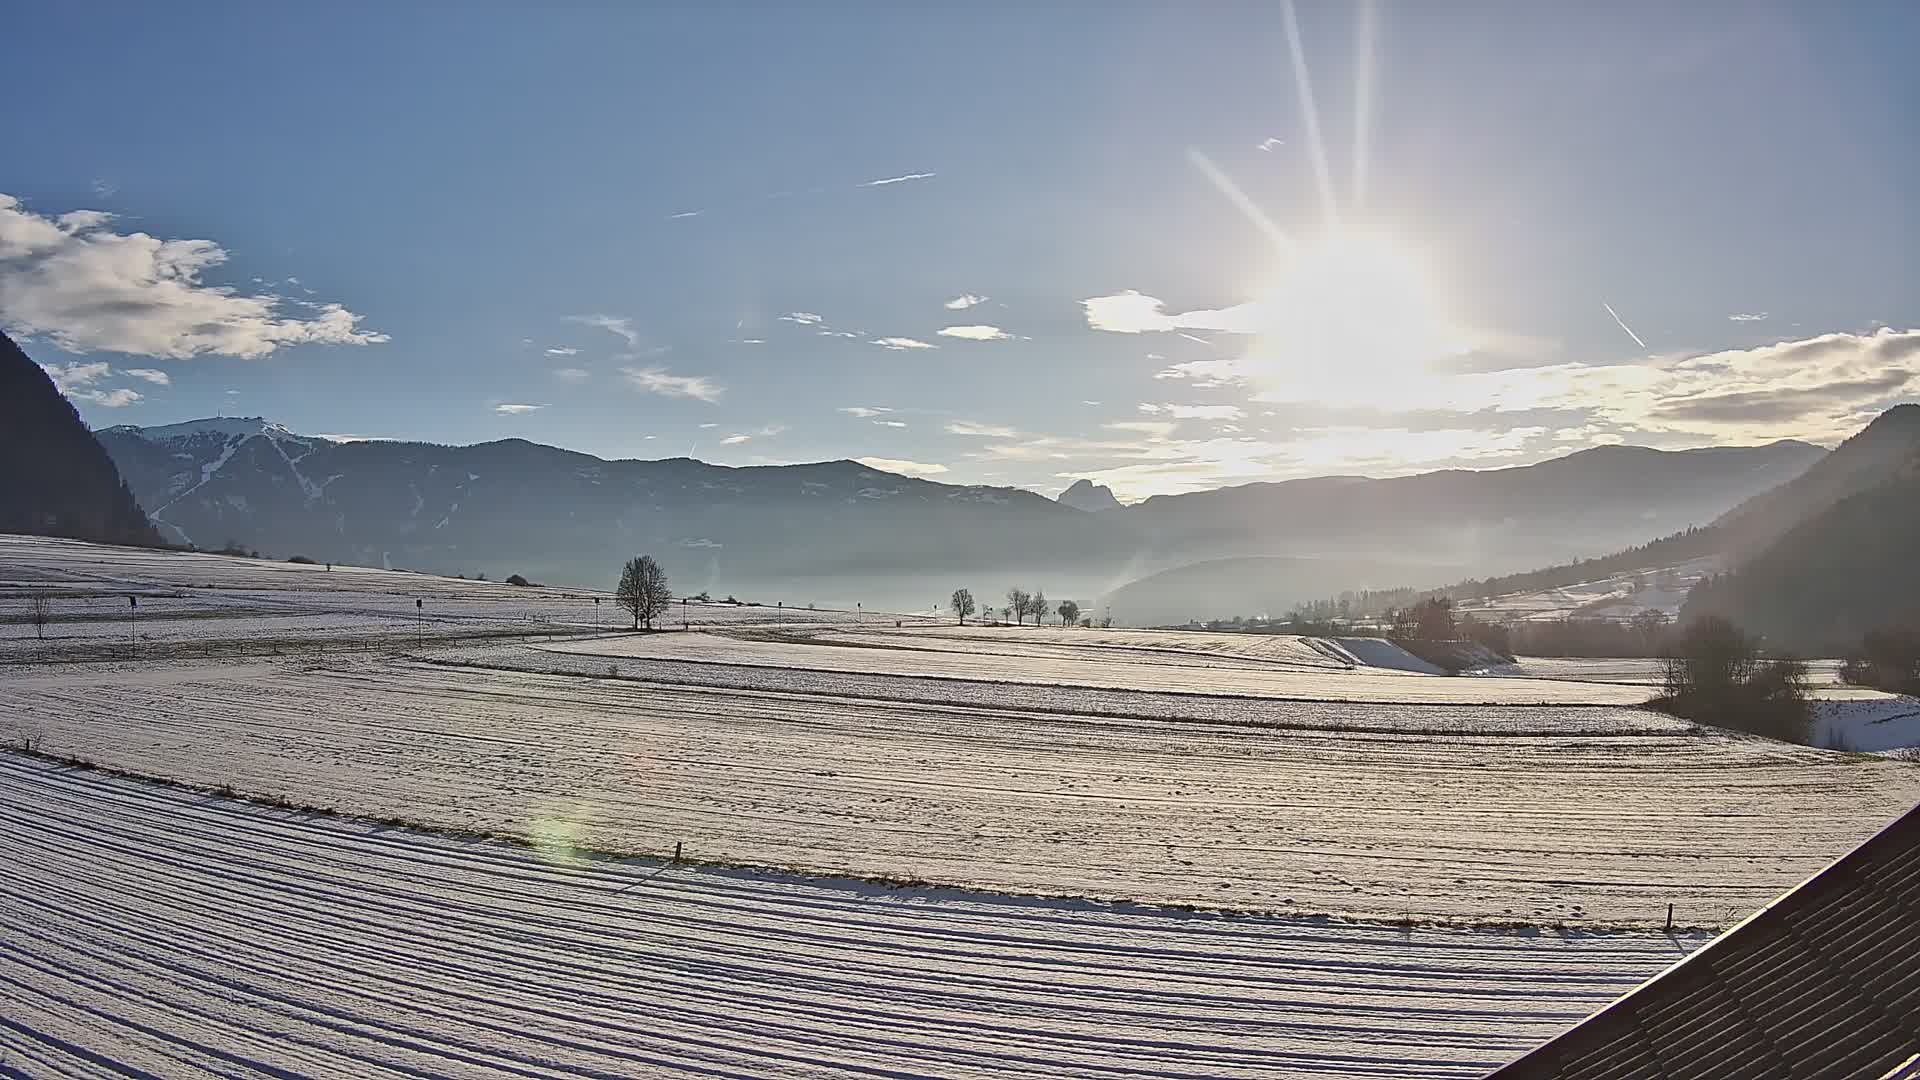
<box><xmin>948</xmin><ymin>587</ymin><xmax>1082</xmax><ymax>627</ymax></box>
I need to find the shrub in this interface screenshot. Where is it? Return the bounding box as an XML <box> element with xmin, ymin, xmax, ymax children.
<box><xmin>1657</xmin><ymin>616</ymin><xmax>1811</xmax><ymax>744</ymax></box>
<box><xmin>1842</xmin><ymin>626</ymin><xmax>1920</xmax><ymax>695</ymax></box>
<box><xmin>505</xmin><ymin>573</ymin><xmax>532</xmax><ymax>587</ymax></box>
<box><xmin>287</xmin><ymin>555</ymin><xmax>317</xmax><ymax>564</ymax></box>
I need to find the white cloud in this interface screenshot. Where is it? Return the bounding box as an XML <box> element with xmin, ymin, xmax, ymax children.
<box><xmin>874</xmin><ymin>419</ymin><xmax>907</xmax><ymax>428</ymax></box>
<box><xmin>552</xmin><ymin>367</ymin><xmax>590</xmax><ymax>383</ymax></box>
<box><xmin>856</xmin><ymin>456</ymin><xmax>949</xmax><ymax>477</ymax></box>
<box><xmin>1106</xmin><ymin>420</ymin><xmax>1177</xmax><ymax>437</ymax></box>
<box><xmin>839</xmin><ymin>406</ymin><xmax>891</xmax><ymax>418</ymax></box>
<box><xmin>779</xmin><ymin>311</ymin><xmax>823</xmax><ymax>325</ymax></box>
<box><xmin>121</xmin><ymin>367</ymin><xmax>170</xmax><ymax>385</ymax></box>
<box><xmin>860</xmin><ymin>172</ymin><xmax>937</xmax><ymax>187</ymax></box>
<box><xmin>818</xmin><ymin>329</ymin><xmax>862</xmax><ymax>338</ymax></box>
<box><xmin>41</xmin><ymin>363</ymin><xmax>145</xmax><ymax>408</ymax></box>
<box><xmin>79</xmin><ymin>387</ymin><xmax>142</xmax><ymax>408</ymax></box>
<box><xmin>937</xmin><ymin>324</ymin><xmax>1011</xmax><ymax>341</ymax></box>
<box><xmin>944</xmin><ymin>294</ymin><xmax>988</xmax><ymax>310</ymax></box>
<box><xmin>566</xmin><ymin>314</ymin><xmax>639</xmax><ymax>346</ymax></box>
<box><xmin>1082</xmin><ymin>291</ymin><xmax>1263</xmax><ymax>335</ymax></box>
<box><xmin>1727</xmin><ymin>312</ymin><xmax>1769</xmax><ymax>322</ymax></box>
<box><xmin>719</xmin><ymin>423</ymin><xmax>787</xmax><ymax>446</ymax></box>
<box><xmin>1257</xmin><ymin>136</ymin><xmax>1285</xmax><ymax>152</ymax></box>
<box><xmin>667</xmin><ymin>210</ymin><xmax>704</xmax><ymax>220</ymax></box>
<box><xmin>544</xmin><ymin>346</ymin><xmax>579</xmax><ymax>356</ymax></box>
<box><xmin>1164</xmin><ymin>404</ymin><xmax>1244</xmax><ymax>420</ymax></box>
<box><xmin>619</xmin><ymin>365</ymin><xmax>724</xmax><ymax>402</ymax></box>
<box><xmin>872</xmin><ymin>336</ymin><xmax>937</xmax><ymax>351</ymax></box>
<box><xmin>1153</xmin><ymin>357</ymin><xmax>1246</xmax><ymax>388</ymax></box>
<box><xmin>0</xmin><ymin>193</ymin><xmax>387</xmax><ymax>359</ymax></box>
<box><xmin>494</xmin><ymin>403</ymin><xmax>544</xmax><ymax>415</ymax></box>
<box><xmin>945</xmin><ymin>420</ymin><xmax>1020</xmax><ymax>438</ymax></box>
<box><xmin>1516</xmin><ymin>327</ymin><xmax>1920</xmax><ymax>441</ymax></box>
<box><xmin>38</xmin><ymin>360</ymin><xmax>111</xmax><ymax>391</ymax></box>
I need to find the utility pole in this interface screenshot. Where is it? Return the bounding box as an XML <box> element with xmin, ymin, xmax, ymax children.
<box><xmin>594</xmin><ymin>596</ymin><xmax>601</xmax><ymax>632</ymax></box>
<box><xmin>416</xmin><ymin>597</ymin><xmax>423</xmax><ymax>649</ymax></box>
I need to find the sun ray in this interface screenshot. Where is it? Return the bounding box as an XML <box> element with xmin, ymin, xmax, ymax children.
<box><xmin>1281</xmin><ymin>0</ymin><xmax>1340</xmax><ymax>227</ymax></box>
<box><xmin>1187</xmin><ymin>148</ymin><xmax>1294</xmax><ymax>254</ymax></box>
<box><xmin>1353</xmin><ymin>0</ymin><xmax>1377</xmax><ymax>209</ymax></box>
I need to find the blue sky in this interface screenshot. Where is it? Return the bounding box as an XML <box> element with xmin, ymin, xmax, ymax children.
<box><xmin>5</xmin><ymin>1</ymin><xmax>1917</xmax><ymax>498</ymax></box>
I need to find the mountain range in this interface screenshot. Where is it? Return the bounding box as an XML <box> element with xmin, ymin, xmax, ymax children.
<box><xmin>90</xmin><ymin>411</ymin><xmax>1823</xmax><ymax>618</ymax></box>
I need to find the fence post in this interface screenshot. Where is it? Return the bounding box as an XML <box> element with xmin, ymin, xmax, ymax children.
<box><xmin>1665</xmin><ymin>903</ymin><xmax>1674</xmax><ymax>931</ymax></box>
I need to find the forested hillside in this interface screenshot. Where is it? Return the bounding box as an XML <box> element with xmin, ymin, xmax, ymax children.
<box><xmin>0</xmin><ymin>332</ymin><xmax>160</xmax><ymax>547</ymax></box>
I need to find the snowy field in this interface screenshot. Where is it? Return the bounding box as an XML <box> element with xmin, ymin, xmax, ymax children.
<box><xmin>0</xmin><ymin>754</ymin><xmax>1710</xmax><ymax>1078</ymax></box>
<box><xmin>539</xmin><ymin>631</ymin><xmax>1657</xmax><ymax>705</ymax></box>
<box><xmin>6</xmin><ymin>534</ymin><xmax>1919</xmax><ymax>1075</ymax></box>
<box><xmin>1454</xmin><ymin>557</ymin><xmax>1721</xmax><ymax>624</ymax></box>
<box><xmin>7</xmin><ymin>655</ymin><xmax>1918</xmax><ymax>926</ymax></box>
<box><xmin>0</xmin><ymin>534</ymin><xmax>929</xmax><ymax>661</ymax></box>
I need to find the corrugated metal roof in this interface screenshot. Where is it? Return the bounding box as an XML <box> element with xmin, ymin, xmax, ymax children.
<box><xmin>1484</xmin><ymin>800</ymin><xmax>1920</xmax><ymax>1079</ymax></box>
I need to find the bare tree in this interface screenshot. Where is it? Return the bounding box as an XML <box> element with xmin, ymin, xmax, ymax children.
<box><xmin>950</xmin><ymin>588</ymin><xmax>977</xmax><ymax>625</ymax></box>
<box><xmin>1028</xmin><ymin>588</ymin><xmax>1048</xmax><ymax>627</ymax></box>
<box><xmin>615</xmin><ymin>555</ymin><xmax>672</xmax><ymax>630</ymax></box>
<box><xmin>29</xmin><ymin>593</ymin><xmax>52</xmax><ymax>640</ymax></box>
<box><xmin>1057</xmin><ymin>599</ymin><xmax>1080</xmax><ymax>627</ymax></box>
<box><xmin>1006</xmin><ymin>587</ymin><xmax>1030</xmax><ymax>626</ymax></box>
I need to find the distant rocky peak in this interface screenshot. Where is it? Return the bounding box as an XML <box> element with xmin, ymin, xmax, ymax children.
<box><xmin>1058</xmin><ymin>478</ymin><xmax>1122</xmax><ymax>513</ymax></box>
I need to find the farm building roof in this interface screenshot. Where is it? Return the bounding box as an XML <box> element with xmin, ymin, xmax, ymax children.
<box><xmin>1484</xmin><ymin>800</ymin><xmax>1920</xmax><ymax>1080</ymax></box>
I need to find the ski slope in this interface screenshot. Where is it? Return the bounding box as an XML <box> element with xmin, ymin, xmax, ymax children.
<box><xmin>0</xmin><ymin>753</ymin><xmax>1706</xmax><ymax>1078</ymax></box>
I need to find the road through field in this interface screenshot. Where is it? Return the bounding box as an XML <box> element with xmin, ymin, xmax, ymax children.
<box><xmin>7</xmin><ymin>656</ymin><xmax>1917</xmax><ymax>926</ymax></box>
<box><xmin>0</xmin><ymin>753</ymin><xmax>1704</xmax><ymax>1078</ymax></box>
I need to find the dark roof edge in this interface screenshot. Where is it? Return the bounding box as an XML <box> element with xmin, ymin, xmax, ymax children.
<box><xmin>1482</xmin><ymin>799</ymin><xmax>1920</xmax><ymax>1077</ymax></box>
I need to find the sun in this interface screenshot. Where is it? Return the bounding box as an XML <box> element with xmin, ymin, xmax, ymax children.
<box><xmin>1236</xmin><ymin>226</ymin><xmax>1463</xmax><ymax>407</ymax></box>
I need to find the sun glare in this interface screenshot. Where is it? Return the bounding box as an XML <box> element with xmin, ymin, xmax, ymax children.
<box><xmin>1238</xmin><ymin>226</ymin><xmax>1461</xmax><ymax>407</ymax></box>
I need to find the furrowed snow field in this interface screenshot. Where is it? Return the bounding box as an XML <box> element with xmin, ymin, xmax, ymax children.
<box><xmin>7</xmin><ymin>655</ymin><xmax>1918</xmax><ymax>926</ymax></box>
<box><xmin>0</xmin><ymin>754</ymin><xmax>1709</xmax><ymax>1078</ymax></box>
<box><xmin>537</xmin><ymin>631</ymin><xmax>1657</xmax><ymax>706</ymax></box>
<box><xmin>7</xmin><ymin>535</ymin><xmax>1920</xmax><ymax>1076</ymax></box>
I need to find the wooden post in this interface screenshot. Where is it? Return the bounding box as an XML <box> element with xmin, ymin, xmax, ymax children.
<box><xmin>673</xmin><ymin>841</ymin><xmax>683</xmax><ymax>864</ymax></box>
<box><xmin>1665</xmin><ymin>903</ymin><xmax>1674</xmax><ymax>931</ymax></box>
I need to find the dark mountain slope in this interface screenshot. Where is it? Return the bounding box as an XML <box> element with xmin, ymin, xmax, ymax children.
<box><xmin>1711</xmin><ymin>403</ymin><xmax>1920</xmax><ymax>558</ymax></box>
<box><xmin>1681</xmin><ymin>407</ymin><xmax>1920</xmax><ymax>652</ymax></box>
<box><xmin>0</xmin><ymin>332</ymin><xmax>160</xmax><ymax>547</ymax></box>
<box><xmin>1117</xmin><ymin>440</ymin><xmax>1824</xmax><ymax>572</ymax></box>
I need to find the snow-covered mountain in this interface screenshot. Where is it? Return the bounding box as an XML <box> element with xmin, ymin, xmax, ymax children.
<box><xmin>93</xmin><ymin>417</ymin><xmax>1832</xmax><ymax>616</ymax></box>
<box><xmin>93</xmin><ymin>419</ymin><xmax>1121</xmax><ymax>608</ymax></box>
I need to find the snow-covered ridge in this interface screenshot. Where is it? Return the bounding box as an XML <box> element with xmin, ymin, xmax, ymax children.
<box><xmin>102</xmin><ymin>416</ymin><xmax>296</xmax><ymax>443</ymax></box>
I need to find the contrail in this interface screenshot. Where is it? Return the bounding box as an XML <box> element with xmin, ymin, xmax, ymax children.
<box><xmin>1603</xmin><ymin>302</ymin><xmax>1648</xmax><ymax>349</ymax></box>
<box><xmin>1187</xmin><ymin>148</ymin><xmax>1293</xmax><ymax>253</ymax></box>
<box><xmin>860</xmin><ymin>172</ymin><xmax>936</xmax><ymax>187</ymax></box>
<box><xmin>1282</xmin><ymin>0</ymin><xmax>1339</xmax><ymax>227</ymax></box>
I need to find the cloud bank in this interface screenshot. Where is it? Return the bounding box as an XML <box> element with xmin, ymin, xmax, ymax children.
<box><xmin>0</xmin><ymin>194</ymin><xmax>386</xmax><ymax>360</ymax></box>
